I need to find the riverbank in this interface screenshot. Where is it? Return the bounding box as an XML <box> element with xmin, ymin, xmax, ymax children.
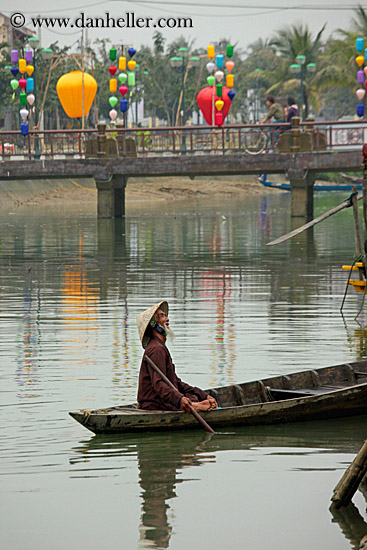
<box><xmin>0</xmin><ymin>175</ymin><xmax>280</xmax><ymax>213</ymax></box>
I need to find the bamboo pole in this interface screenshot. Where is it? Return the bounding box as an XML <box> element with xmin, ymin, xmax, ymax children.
<box><xmin>352</xmin><ymin>187</ymin><xmax>364</xmax><ymax>281</ymax></box>
<box><xmin>330</xmin><ymin>439</ymin><xmax>367</xmax><ymax>510</ymax></box>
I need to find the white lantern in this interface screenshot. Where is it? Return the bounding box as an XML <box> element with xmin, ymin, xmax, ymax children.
<box><xmin>215</xmin><ymin>70</ymin><xmax>224</xmax><ymax>82</ymax></box>
<box><xmin>27</xmin><ymin>94</ymin><xmax>35</xmax><ymax>106</ymax></box>
<box><xmin>109</xmin><ymin>109</ymin><xmax>118</xmax><ymax>121</ymax></box>
<box><xmin>206</xmin><ymin>62</ymin><xmax>215</xmax><ymax>73</ymax></box>
<box><xmin>356</xmin><ymin>88</ymin><xmax>366</xmax><ymax>100</ymax></box>
<box><xmin>20</xmin><ymin>108</ymin><xmax>29</xmax><ymax>121</ymax></box>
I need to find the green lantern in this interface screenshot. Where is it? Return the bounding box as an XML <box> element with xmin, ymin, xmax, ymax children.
<box><xmin>11</xmin><ymin>79</ymin><xmax>19</xmax><ymax>90</ymax></box>
<box><xmin>128</xmin><ymin>72</ymin><xmax>135</xmax><ymax>86</ymax></box>
<box><xmin>109</xmin><ymin>47</ymin><xmax>117</xmax><ymax>61</ymax></box>
<box><xmin>226</xmin><ymin>44</ymin><xmax>233</xmax><ymax>58</ymax></box>
<box><xmin>109</xmin><ymin>96</ymin><xmax>118</xmax><ymax>107</ymax></box>
<box><xmin>216</xmin><ymin>83</ymin><xmax>223</xmax><ymax>97</ymax></box>
<box><xmin>207</xmin><ymin>75</ymin><xmax>215</xmax><ymax>86</ymax></box>
<box><xmin>20</xmin><ymin>92</ymin><xmax>27</xmax><ymax>106</ymax></box>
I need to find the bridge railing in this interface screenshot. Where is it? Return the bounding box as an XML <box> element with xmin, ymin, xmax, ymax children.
<box><xmin>0</xmin><ymin>120</ymin><xmax>366</xmax><ymax>160</ymax></box>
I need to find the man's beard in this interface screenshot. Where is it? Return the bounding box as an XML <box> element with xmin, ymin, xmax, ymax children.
<box><xmin>164</xmin><ymin>323</ymin><xmax>175</xmax><ymax>344</ymax></box>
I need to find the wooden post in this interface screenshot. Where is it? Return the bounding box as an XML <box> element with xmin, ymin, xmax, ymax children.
<box><xmin>97</xmin><ymin>123</ymin><xmax>106</xmax><ymax>157</ymax></box>
<box><xmin>330</xmin><ymin>439</ymin><xmax>367</xmax><ymax>510</ymax></box>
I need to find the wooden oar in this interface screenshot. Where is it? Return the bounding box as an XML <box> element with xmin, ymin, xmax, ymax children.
<box><xmin>266</xmin><ymin>193</ymin><xmax>362</xmax><ymax>246</ymax></box>
<box><xmin>144</xmin><ymin>354</ymin><xmax>216</xmax><ymax>434</ymax></box>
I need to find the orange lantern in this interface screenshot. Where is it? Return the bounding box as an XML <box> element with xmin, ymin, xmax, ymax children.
<box><xmin>109</xmin><ymin>79</ymin><xmax>117</xmax><ymax>93</ymax></box>
<box><xmin>226</xmin><ymin>74</ymin><xmax>234</xmax><ymax>88</ymax></box>
<box><xmin>57</xmin><ymin>71</ymin><xmax>97</xmax><ymax>118</ymax></box>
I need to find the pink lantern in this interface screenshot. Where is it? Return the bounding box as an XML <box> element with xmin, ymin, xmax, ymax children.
<box><xmin>19</xmin><ymin>78</ymin><xmax>27</xmax><ymax>90</ymax></box>
<box><xmin>215</xmin><ymin>112</ymin><xmax>223</xmax><ymax>126</ymax></box>
<box><xmin>27</xmin><ymin>94</ymin><xmax>35</xmax><ymax>106</ymax></box>
<box><xmin>356</xmin><ymin>89</ymin><xmax>366</xmax><ymax>100</ymax></box>
<box><xmin>109</xmin><ymin>109</ymin><xmax>118</xmax><ymax>121</ymax></box>
<box><xmin>119</xmin><ymin>85</ymin><xmax>128</xmax><ymax>96</ymax></box>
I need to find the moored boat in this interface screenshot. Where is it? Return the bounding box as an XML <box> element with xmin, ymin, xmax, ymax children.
<box><xmin>259</xmin><ymin>174</ymin><xmax>362</xmax><ymax>192</ymax></box>
<box><xmin>70</xmin><ymin>360</ymin><xmax>367</xmax><ymax>434</ymax></box>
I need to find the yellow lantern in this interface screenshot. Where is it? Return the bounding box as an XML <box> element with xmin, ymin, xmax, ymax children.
<box><xmin>19</xmin><ymin>59</ymin><xmax>26</xmax><ymax>73</ymax></box>
<box><xmin>215</xmin><ymin>99</ymin><xmax>224</xmax><ymax>111</ymax></box>
<box><xmin>226</xmin><ymin>74</ymin><xmax>234</xmax><ymax>88</ymax></box>
<box><xmin>119</xmin><ymin>56</ymin><xmax>126</xmax><ymax>71</ymax></box>
<box><xmin>56</xmin><ymin>71</ymin><xmax>98</xmax><ymax>118</ymax></box>
<box><xmin>109</xmin><ymin>79</ymin><xmax>117</xmax><ymax>93</ymax></box>
<box><xmin>26</xmin><ymin>65</ymin><xmax>34</xmax><ymax>76</ymax></box>
<box><xmin>128</xmin><ymin>59</ymin><xmax>136</xmax><ymax>71</ymax></box>
<box><xmin>207</xmin><ymin>45</ymin><xmax>215</xmax><ymax>59</ymax></box>
<box><xmin>356</xmin><ymin>55</ymin><xmax>365</xmax><ymax>67</ymax></box>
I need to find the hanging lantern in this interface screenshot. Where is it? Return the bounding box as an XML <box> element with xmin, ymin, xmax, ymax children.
<box><xmin>109</xmin><ymin>66</ymin><xmax>117</xmax><ymax>76</ymax></box>
<box><xmin>216</xmin><ymin>54</ymin><xmax>224</xmax><ymax>68</ymax></box>
<box><xmin>206</xmin><ymin>62</ymin><xmax>215</xmax><ymax>73</ymax></box>
<box><xmin>128</xmin><ymin>48</ymin><xmax>136</xmax><ymax>58</ymax></box>
<box><xmin>110</xmin><ymin>79</ymin><xmax>117</xmax><ymax>93</ymax></box>
<box><xmin>25</xmin><ymin>49</ymin><xmax>33</xmax><ymax>63</ymax></box>
<box><xmin>120</xmin><ymin>99</ymin><xmax>128</xmax><ymax>112</ymax></box>
<box><xmin>26</xmin><ymin>65</ymin><xmax>34</xmax><ymax>76</ymax></box>
<box><xmin>207</xmin><ymin>45</ymin><xmax>215</xmax><ymax>59</ymax></box>
<box><xmin>357</xmin><ymin>89</ymin><xmax>366</xmax><ymax>100</ymax></box>
<box><xmin>10</xmin><ymin>79</ymin><xmax>19</xmax><ymax>90</ymax></box>
<box><xmin>128</xmin><ymin>59</ymin><xmax>136</xmax><ymax>71</ymax></box>
<box><xmin>215</xmin><ymin>99</ymin><xmax>224</xmax><ymax>111</ymax></box>
<box><xmin>119</xmin><ymin>57</ymin><xmax>126</xmax><ymax>71</ymax></box>
<box><xmin>109</xmin><ymin>96</ymin><xmax>118</xmax><ymax>107</ymax></box>
<box><xmin>364</xmin><ymin>67</ymin><xmax>367</xmax><ymax>77</ymax></box>
<box><xmin>228</xmin><ymin>90</ymin><xmax>235</xmax><ymax>101</ymax></box>
<box><xmin>56</xmin><ymin>71</ymin><xmax>98</xmax><ymax>118</ymax></box>
<box><xmin>109</xmin><ymin>109</ymin><xmax>118</xmax><ymax>121</ymax></box>
<box><xmin>110</xmin><ymin>47</ymin><xmax>117</xmax><ymax>61</ymax></box>
<box><xmin>27</xmin><ymin>94</ymin><xmax>35</xmax><ymax>106</ymax></box>
<box><xmin>356</xmin><ymin>55</ymin><xmax>364</xmax><ymax>67</ymax></box>
<box><xmin>11</xmin><ymin>66</ymin><xmax>18</xmax><ymax>77</ymax></box>
<box><xmin>20</xmin><ymin>108</ymin><xmax>29</xmax><ymax>121</ymax></box>
<box><xmin>357</xmin><ymin>103</ymin><xmax>364</xmax><ymax>117</ymax></box>
<box><xmin>11</xmin><ymin>50</ymin><xmax>18</xmax><ymax>63</ymax></box>
<box><xmin>197</xmin><ymin>85</ymin><xmax>233</xmax><ymax>125</ymax></box>
<box><xmin>21</xmin><ymin>122</ymin><xmax>29</xmax><ymax>136</ymax></box>
<box><xmin>226</xmin><ymin>44</ymin><xmax>234</xmax><ymax>58</ymax></box>
<box><xmin>119</xmin><ymin>85</ymin><xmax>128</xmax><ymax>96</ymax></box>
<box><xmin>26</xmin><ymin>78</ymin><xmax>34</xmax><ymax>92</ymax></box>
<box><xmin>19</xmin><ymin>59</ymin><xmax>26</xmax><ymax>74</ymax></box>
<box><xmin>215</xmin><ymin>112</ymin><xmax>223</xmax><ymax>126</ymax></box>
<box><xmin>365</xmin><ymin>48</ymin><xmax>367</xmax><ymax>62</ymax></box>
<box><xmin>356</xmin><ymin>38</ymin><xmax>364</xmax><ymax>52</ymax></box>
<box><xmin>225</xmin><ymin>61</ymin><xmax>235</xmax><ymax>72</ymax></box>
<box><xmin>20</xmin><ymin>92</ymin><xmax>27</xmax><ymax>106</ymax></box>
<box><xmin>226</xmin><ymin>74</ymin><xmax>234</xmax><ymax>88</ymax></box>
<box><xmin>19</xmin><ymin>78</ymin><xmax>27</xmax><ymax>90</ymax></box>
<box><xmin>207</xmin><ymin>75</ymin><xmax>215</xmax><ymax>86</ymax></box>
<box><xmin>118</xmin><ymin>73</ymin><xmax>127</xmax><ymax>83</ymax></box>
<box><xmin>215</xmin><ymin>70</ymin><xmax>224</xmax><ymax>82</ymax></box>
<box><xmin>216</xmin><ymin>83</ymin><xmax>223</xmax><ymax>97</ymax></box>
<box><xmin>357</xmin><ymin>70</ymin><xmax>365</xmax><ymax>84</ymax></box>
<box><xmin>128</xmin><ymin>72</ymin><xmax>135</xmax><ymax>86</ymax></box>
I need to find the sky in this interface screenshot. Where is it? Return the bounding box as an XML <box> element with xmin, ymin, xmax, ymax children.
<box><xmin>4</xmin><ymin>0</ymin><xmax>363</xmax><ymax>55</ymax></box>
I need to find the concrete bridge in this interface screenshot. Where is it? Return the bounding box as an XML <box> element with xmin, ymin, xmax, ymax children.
<box><xmin>0</xmin><ymin>119</ymin><xmax>365</xmax><ymax>218</ymax></box>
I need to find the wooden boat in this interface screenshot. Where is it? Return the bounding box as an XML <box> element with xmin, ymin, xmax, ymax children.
<box><xmin>70</xmin><ymin>360</ymin><xmax>367</xmax><ymax>434</ymax></box>
<box><xmin>259</xmin><ymin>174</ymin><xmax>362</xmax><ymax>192</ymax></box>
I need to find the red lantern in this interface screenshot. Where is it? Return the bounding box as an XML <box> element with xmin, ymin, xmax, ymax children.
<box><xmin>197</xmin><ymin>86</ymin><xmax>232</xmax><ymax>125</ymax></box>
<box><xmin>19</xmin><ymin>78</ymin><xmax>27</xmax><ymax>90</ymax></box>
<box><xmin>215</xmin><ymin>112</ymin><xmax>223</xmax><ymax>126</ymax></box>
<box><xmin>109</xmin><ymin>66</ymin><xmax>117</xmax><ymax>76</ymax></box>
<box><xmin>119</xmin><ymin>85</ymin><xmax>128</xmax><ymax>97</ymax></box>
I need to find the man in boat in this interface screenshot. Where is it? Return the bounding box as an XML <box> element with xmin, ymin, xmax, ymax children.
<box><xmin>137</xmin><ymin>301</ymin><xmax>218</xmax><ymax>413</ymax></box>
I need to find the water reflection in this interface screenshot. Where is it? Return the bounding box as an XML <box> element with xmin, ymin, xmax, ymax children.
<box><xmin>70</xmin><ymin>417</ymin><xmax>367</xmax><ymax>550</ymax></box>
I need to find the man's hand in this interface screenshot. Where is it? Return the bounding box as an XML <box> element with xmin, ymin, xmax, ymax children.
<box><xmin>180</xmin><ymin>396</ymin><xmax>193</xmax><ymax>413</ymax></box>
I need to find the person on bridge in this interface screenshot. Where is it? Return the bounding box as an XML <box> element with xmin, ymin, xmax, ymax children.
<box><xmin>285</xmin><ymin>97</ymin><xmax>299</xmax><ymax>124</ymax></box>
<box><xmin>260</xmin><ymin>96</ymin><xmax>285</xmax><ymax>124</ymax></box>
<box><xmin>136</xmin><ymin>301</ymin><xmax>218</xmax><ymax>413</ymax></box>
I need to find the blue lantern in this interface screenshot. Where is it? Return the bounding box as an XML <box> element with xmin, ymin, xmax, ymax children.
<box><xmin>365</xmin><ymin>48</ymin><xmax>367</xmax><ymax>62</ymax></box>
<box><xmin>228</xmin><ymin>90</ymin><xmax>235</xmax><ymax>101</ymax></box>
<box><xmin>26</xmin><ymin>77</ymin><xmax>34</xmax><ymax>92</ymax></box>
<box><xmin>357</xmin><ymin>103</ymin><xmax>364</xmax><ymax>117</ymax></box>
<box><xmin>356</xmin><ymin>38</ymin><xmax>364</xmax><ymax>52</ymax></box>
<box><xmin>11</xmin><ymin>66</ymin><xmax>18</xmax><ymax>77</ymax></box>
<box><xmin>21</xmin><ymin>122</ymin><xmax>29</xmax><ymax>136</ymax></box>
<box><xmin>216</xmin><ymin>54</ymin><xmax>224</xmax><ymax>68</ymax></box>
<box><xmin>128</xmin><ymin>48</ymin><xmax>136</xmax><ymax>58</ymax></box>
<box><xmin>120</xmin><ymin>99</ymin><xmax>128</xmax><ymax>112</ymax></box>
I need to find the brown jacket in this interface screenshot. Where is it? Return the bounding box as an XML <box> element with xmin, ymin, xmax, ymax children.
<box><xmin>137</xmin><ymin>333</ymin><xmax>208</xmax><ymax>410</ymax></box>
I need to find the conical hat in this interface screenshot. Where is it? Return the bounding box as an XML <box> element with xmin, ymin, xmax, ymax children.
<box><xmin>136</xmin><ymin>301</ymin><xmax>169</xmax><ymax>349</ymax></box>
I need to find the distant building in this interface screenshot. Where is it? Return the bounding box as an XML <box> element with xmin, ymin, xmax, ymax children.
<box><xmin>0</xmin><ymin>12</ymin><xmax>35</xmax><ymax>47</ymax></box>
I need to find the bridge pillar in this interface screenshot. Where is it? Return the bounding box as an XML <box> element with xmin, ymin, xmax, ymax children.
<box><xmin>289</xmin><ymin>170</ymin><xmax>315</xmax><ymax>218</ymax></box>
<box><xmin>95</xmin><ymin>175</ymin><xmax>128</xmax><ymax>218</ymax></box>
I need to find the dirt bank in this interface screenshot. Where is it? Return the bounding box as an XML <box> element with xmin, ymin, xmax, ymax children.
<box><xmin>0</xmin><ymin>174</ymin><xmax>282</xmax><ymax>213</ymax></box>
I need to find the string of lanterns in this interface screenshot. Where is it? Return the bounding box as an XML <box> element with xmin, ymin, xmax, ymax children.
<box><xmin>355</xmin><ymin>37</ymin><xmax>367</xmax><ymax>118</ymax></box>
<box><xmin>197</xmin><ymin>43</ymin><xmax>235</xmax><ymax>127</ymax></box>
<box><xmin>9</xmin><ymin>48</ymin><xmax>35</xmax><ymax>136</ymax></box>
<box><xmin>108</xmin><ymin>46</ymin><xmax>137</xmax><ymax>124</ymax></box>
